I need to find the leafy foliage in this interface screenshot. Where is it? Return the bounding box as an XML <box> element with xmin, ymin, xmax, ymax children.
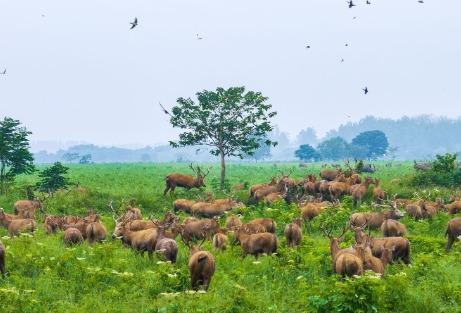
<box><xmin>412</xmin><ymin>153</ymin><xmax>461</xmax><ymax>187</ymax></box>
<box><xmin>295</xmin><ymin>144</ymin><xmax>320</xmax><ymax>162</ymax></box>
<box><xmin>317</xmin><ymin>137</ymin><xmax>350</xmax><ymax>160</ymax></box>
<box><xmin>37</xmin><ymin>162</ymin><xmax>72</xmax><ymax>194</ymax></box>
<box><xmin>351</xmin><ymin>130</ymin><xmax>389</xmax><ymax>160</ymax></box>
<box><xmin>0</xmin><ymin>117</ymin><xmax>34</xmax><ymax>194</ymax></box>
<box><xmin>167</xmin><ymin>87</ymin><xmax>277</xmax><ymax>188</ymax></box>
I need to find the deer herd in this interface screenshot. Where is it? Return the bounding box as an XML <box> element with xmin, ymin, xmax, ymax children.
<box><xmin>0</xmin><ymin>163</ymin><xmax>460</xmax><ymax>291</ymax></box>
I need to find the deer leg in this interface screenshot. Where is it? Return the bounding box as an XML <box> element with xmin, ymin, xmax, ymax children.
<box><xmin>163</xmin><ymin>185</ymin><xmax>170</xmax><ymax>196</ymax></box>
<box><xmin>445</xmin><ymin>236</ymin><xmax>454</xmax><ymax>252</ymax></box>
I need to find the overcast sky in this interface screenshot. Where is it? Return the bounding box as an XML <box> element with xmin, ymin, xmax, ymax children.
<box><xmin>1</xmin><ymin>0</ymin><xmax>460</xmax><ymax>148</ymax></box>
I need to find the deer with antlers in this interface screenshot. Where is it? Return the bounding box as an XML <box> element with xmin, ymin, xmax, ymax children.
<box><xmin>164</xmin><ymin>164</ymin><xmax>211</xmax><ymax>196</ymax></box>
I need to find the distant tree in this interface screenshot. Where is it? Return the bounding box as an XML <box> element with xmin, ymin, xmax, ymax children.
<box><xmin>387</xmin><ymin>146</ymin><xmax>399</xmax><ymax>161</ymax></box>
<box><xmin>62</xmin><ymin>152</ymin><xmax>80</xmax><ymax>163</ymax></box>
<box><xmin>167</xmin><ymin>86</ymin><xmax>277</xmax><ymax>189</ymax></box>
<box><xmin>79</xmin><ymin>154</ymin><xmax>92</xmax><ymax>164</ymax></box>
<box><xmin>432</xmin><ymin>153</ymin><xmax>457</xmax><ymax>173</ymax></box>
<box><xmin>296</xmin><ymin>127</ymin><xmax>318</xmax><ymax>146</ymax></box>
<box><xmin>295</xmin><ymin>144</ymin><xmax>320</xmax><ymax>162</ymax></box>
<box><xmin>317</xmin><ymin>137</ymin><xmax>349</xmax><ymax>161</ymax></box>
<box><xmin>37</xmin><ymin>162</ymin><xmax>71</xmax><ymax>195</ymax></box>
<box><xmin>352</xmin><ymin>130</ymin><xmax>389</xmax><ymax>159</ymax></box>
<box><xmin>0</xmin><ymin>117</ymin><xmax>35</xmax><ymax>194</ymax></box>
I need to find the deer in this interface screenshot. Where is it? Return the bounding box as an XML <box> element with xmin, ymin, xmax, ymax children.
<box><xmin>63</xmin><ymin>227</ymin><xmax>84</xmax><ymax>246</ymax></box>
<box><xmin>445</xmin><ymin>217</ymin><xmax>461</xmax><ymax>252</ymax></box>
<box><xmin>212</xmin><ymin>230</ymin><xmax>228</xmax><ymax>251</ymax></box>
<box><xmin>225</xmin><ymin>215</ymin><xmax>243</xmax><ymax>231</ymax></box>
<box><xmin>284</xmin><ymin>218</ymin><xmax>302</xmax><ymax>247</ymax></box>
<box><xmin>351</xmin><ymin>177</ymin><xmax>374</xmax><ymax>207</ymax></box>
<box><xmin>353</xmin><ymin>227</ymin><xmax>411</xmax><ymax>264</ymax></box>
<box><xmin>372</xmin><ymin>179</ymin><xmax>385</xmax><ymax>203</ymax></box>
<box><xmin>414</xmin><ymin>160</ymin><xmax>431</xmax><ymax>171</ymax></box>
<box><xmin>14</xmin><ymin>199</ymin><xmax>43</xmax><ymax>219</ymax></box>
<box><xmin>300</xmin><ymin>201</ymin><xmax>331</xmax><ymax>222</ymax></box>
<box><xmin>0</xmin><ymin>209</ymin><xmax>36</xmax><ymax>236</ymax></box>
<box><xmin>381</xmin><ymin>219</ymin><xmax>407</xmax><ymax>237</ymax></box>
<box><xmin>154</xmin><ymin>223</ymin><xmax>179</xmax><ymax>263</ymax></box>
<box><xmin>85</xmin><ymin>215</ymin><xmax>107</xmax><ymax>244</ymax></box>
<box><xmin>164</xmin><ymin>164</ymin><xmax>211</xmax><ymax>196</ymax></box>
<box><xmin>320</xmin><ymin>168</ymin><xmax>342</xmax><ymax>181</ymax></box>
<box><xmin>236</xmin><ymin>229</ymin><xmax>278</xmax><ymax>259</ymax></box>
<box><xmin>349</xmin><ymin>202</ymin><xmax>404</xmax><ymax>230</ymax></box>
<box><xmin>186</xmin><ymin>239</ymin><xmax>216</xmax><ymax>291</ymax></box>
<box><xmin>249</xmin><ymin>177</ymin><xmax>278</xmax><ymax>198</ymax></box>
<box><xmin>247</xmin><ymin>218</ymin><xmax>277</xmax><ymax>233</ymax></box>
<box><xmin>172</xmin><ymin>218</ymin><xmax>219</xmax><ymax>244</ymax></box>
<box><xmin>191</xmin><ymin>199</ymin><xmax>245</xmax><ymax>218</ymax></box>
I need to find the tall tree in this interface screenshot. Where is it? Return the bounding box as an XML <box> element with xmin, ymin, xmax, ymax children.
<box><xmin>167</xmin><ymin>87</ymin><xmax>277</xmax><ymax>189</ymax></box>
<box><xmin>352</xmin><ymin>130</ymin><xmax>389</xmax><ymax>159</ymax></box>
<box><xmin>37</xmin><ymin>162</ymin><xmax>71</xmax><ymax>195</ymax></box>
<box><xmin>295</xmin><ymin>144</ymin><xmax>320</xmax><ymax>162</ymax></box>
<box><xmin>317</xmin><ymin>137</ymin><xmax>349</xmax><ymax>161</ymax></box>
<box><xmin>0</xmin><ymin>117</ymin><xmax>35</xmax><ymax>194</ymax></box>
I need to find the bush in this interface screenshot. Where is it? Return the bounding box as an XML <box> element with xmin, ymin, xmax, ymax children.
<box><xmin>411</xmin><ymin>153</ymin><xmax>461</xmax><ymax>187</ymax></box>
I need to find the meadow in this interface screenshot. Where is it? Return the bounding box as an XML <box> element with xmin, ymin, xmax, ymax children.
<box><xmin>0</xmin><ymin>162</ymin><xmax>460</xmax><ymax>313</ymax></box>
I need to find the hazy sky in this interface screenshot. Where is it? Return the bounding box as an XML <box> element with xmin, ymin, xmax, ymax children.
<box><xmin>1</xmin><ymin>0</ymin><xmax>460</xmax><ymax>147</ymax></box>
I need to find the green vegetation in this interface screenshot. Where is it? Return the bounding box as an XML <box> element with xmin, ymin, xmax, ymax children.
<box><xmin>0</xmin><ymin>117</ymin><xmax>34</xmax><ymax>194</ymax></box>
<box><xmin>0</xmin><ymin>162</ymin><xmax>460</xmax><ymax>313</ymax></box>
<box><xmin>166</xmin><ymin>86</ymin><xmax>277</xmax><ymax>189</ymax></box>
<box><xmin>36</xmin><ymin>162</ymin><xmax>72</xmax><ymax>195</ymax></box>
<box><xmin>412</xmin><ymin>154</ymin><xmax>461</xmax><ymax>187</ymax></box>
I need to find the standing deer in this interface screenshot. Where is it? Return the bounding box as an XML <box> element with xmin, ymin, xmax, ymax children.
<box><xmin>164</xmin><ymin>164</ymin><xmax>211</xmax><ymax>196</ymax></box>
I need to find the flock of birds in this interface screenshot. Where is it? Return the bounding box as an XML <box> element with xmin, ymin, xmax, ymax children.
<box><xmin>1</xmin><ymin>0</ymin><xmax>428</xmax><ymax>96</ymax></box>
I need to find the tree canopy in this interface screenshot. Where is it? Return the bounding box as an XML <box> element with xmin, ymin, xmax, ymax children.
<box><xmin>317</xmin><ymin>137</ymin><xmax>349</xmax><ymax>161</ymax></box>
<box><xmin>295</xmin><ymin>144</ymin><xmax>320</xmax><ymax>162</ymax></box>
<box><xmin>0</xmin><ymin>117</ymin><xmax>34</xmax><ymax>194</ymax></box>
<box><xmin>37</xmin><ymin>162</ymin><xmax>71</xmax><ymax>195</ymax></box>
<box><xmin>351</xmin><ymin>130</ymin><xmax>389</xmax><ymax>159</ymax></box>
<box><xmin>167</xmin><ymin>86</ymin><xmax>277</xmax><ymax>188</ymax></box>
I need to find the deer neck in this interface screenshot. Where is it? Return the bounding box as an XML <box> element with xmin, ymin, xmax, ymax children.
<box><xmin>330</xmin><ymin>239</ymin><xmax>341</xmax><ymax>258</ymax></box>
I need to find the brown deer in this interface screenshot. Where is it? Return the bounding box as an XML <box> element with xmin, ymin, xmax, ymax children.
<box><xmin>349</xmin><ymin>203</ymin><xmax>404</xmax><ymax>230</ymax></box>
<box><xmin>164</xmin><ymin>164</ymin><xmax>210</xmax><ymax>196</ymax></box>
<box><xmin>85</xmin><ymin>215</ymin><xmax>107</xmax><ymax>244</ymax></box>
<box><xmin>381</xmin><ymin>219</ymin><xmax>407</xmax><ymax>237</ymax></box>
<box><xmin>284</xmin><ymin>218</ymin><xmax>302</xmax><ymax>247</ymax></box>
<box><xmin>249</xmin><ymin>177</ymin><xmax>277</xmax><ymax>198</ymax></box>
<box><xmin>0</xmin><ymin>209</ymin><xmax>36</xmax><ymax>236</ymax></box>
<box><xmin>351</xmin><ymin>177</ymin><xmax>374</xmax><ymax>206</ymax></box>
<box><xmin>247</xmin><ymin>218</ymin><xmax>277</xmax><ymax>233</ymax></box>
<box><xmin>445</xmin><ymin>217</ymin><xmax>461</xmax><ymax>252</ymax></box>
<box><xmin>63</xmin><ymin>227</ymin><xmax>84</xmax><ymax>245</ymax></box>
<box><xmin>225</xmin><ymin>215</ymin><xmax>242</xmax><ymax>231</ymax></box>
<box><xmin>372</xmin><ymin>179</ymin><xmax>385</xmax><ymax>203</ymax></box>
<box><xmin>14</xmin><ymin>200</ymin><xmax>42</xmax><ymax>219</ymax></box>
<box><xmin>187</xmin><ymin>240</ymin><xmax>216</xmax><ymax>291</ymax></box>
<box><xmin>154</xmin><ymin>223</ymin><xmax>179</xmax><ymax>263</ymax></box>
<box><xmin>212</xmin><ymin>231</ymin><xmax>228</xmax><ymax>251</ymax></box>
<box><xmin>236</xmin><ymin>230</ymin><xmax>278</xmax><ymax>258</ymax></box>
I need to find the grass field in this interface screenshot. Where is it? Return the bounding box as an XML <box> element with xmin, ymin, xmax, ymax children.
<box><xmin>0</xmin><ymin>162</ymin><xmax>460</xmax><ymax>313</ymax></box>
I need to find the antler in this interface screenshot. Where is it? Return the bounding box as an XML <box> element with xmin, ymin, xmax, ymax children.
<box><xmin>320</xmin><ymin>223</ymin><xmax>333</xmax><ymax>239</ymax></box>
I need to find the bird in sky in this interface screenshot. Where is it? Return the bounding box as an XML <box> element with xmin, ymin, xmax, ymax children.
<box><xmin>348</xmin><ymin>0</ymin><xmax>356</xmax><ymax>8</ymax></box>
<box><xmin>345</xmin><ymin>43</ymin><xmax>349</xmax><ymax>47</ymax></box>
<box><xmin>363</xmin><ymin>87</ymin><xmax>369</xmax><ymax>94</ymax></box>
<box><xmin>305</xmin><ymin>45</ymin><xmax>311</xmax><ymax>49</ymax></box>
<box><xmin>196</xmin><ymin>33</ymin><xmax>203</xmax><ymax>40</ymax></box>
<box><xmin>159</xmin><ymin>102</ymin><xmax>170</xmax><ymax>115</ymax></box>
<box><xmin>130</xmin><ymin>18</ymin><xmax>138</xmax><ymax>29</ymax></box>
<box><xmin>340</xmin><ymin>58</ymin><xmax>345</xmax><ymax>62</ymax></box>
<box><xmin>366</xmin><ymin>1</ymin><xmax>371</xmax><ymax>4</ymax></box>
<box><xmin>0</xmin><ymin>69</ymin><xmax>6</xmax><ymax>75</ymax></box>
<box><xmin>418</xmin><ymin>0</ymin><xmax>424</xmax><ymax>3</ymax></box>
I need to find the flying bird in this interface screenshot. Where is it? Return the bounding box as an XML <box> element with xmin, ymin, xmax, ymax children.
<box><xmin>0</xmin><ymin>69</ymin><xmax>6</xmax><ymax>75</ymax></box>
<box><xmin>159</xmin><ymin>102</ymin><xmax>170</xmax><ymax>115</ymax></box>
<box><xmin>348</xmin><ymin>0</ymin><xmax>356</xmax><ymax>8</ymax></box>
<box><xmin>345</xmin><ymin>43</ymin><xmax>349</xmax><ymax>47</ymax></box>
<box><xmin>196</xmin><ymin>33</ymin><xmax>203</xmax><ymax>40</ymax></box>
<box><xmin>366</xmin><ymin>1</ymin><xmax>371</xmax><ymax>4</ymax></box>
<box><xmin>418</xmin><ymin>0</ymin><xmax>424</xmax><ymax>3</ymax></box>
<box><xmin>363</xmin><ymin>87</ymin><xmax>369</xmax><ymax>94</ymax></box>
<box><xmin>305</xmin><ymin>45</ymin><xmax>311</xmax><ymax>49</ymax></box>
<box><xmin>340</xmin><ymin>58</ymin><xmax>345</xmax><ymax>62</ymax></box>
<box><xmin>353</xmin><ymin>16</ymin><xmax>357</xmax><ymax>20</ymax></box>
<box><xmin>130</xmin><ymin>18</ymin><xmax>138</xmax><ymax>29</ymax></box>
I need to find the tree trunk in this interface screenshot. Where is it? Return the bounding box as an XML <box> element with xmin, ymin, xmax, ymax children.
<box><xmin>220</xmin><ymin>151</ymin><xmax>226</xmax><ymax>190</ymax></box>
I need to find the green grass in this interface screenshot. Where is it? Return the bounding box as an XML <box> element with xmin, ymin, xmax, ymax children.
<box><xmin>0</xmin><ymin>162</ymin><xmax>461</xmax><ymax>313</ymax></box>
